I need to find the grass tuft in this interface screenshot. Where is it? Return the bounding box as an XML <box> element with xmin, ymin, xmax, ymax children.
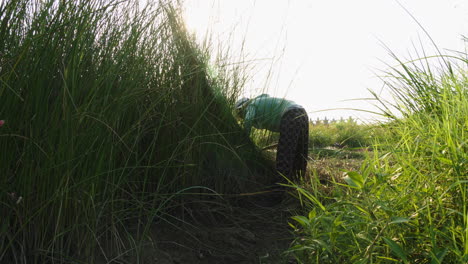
<box><xmin>288</xmin><ymin>47</ymin><xmax>467</xmax><ymax>263</ymax></box>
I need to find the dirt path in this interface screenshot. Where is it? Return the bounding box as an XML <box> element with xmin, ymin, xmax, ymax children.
<box><xmin>141</xmin><ymin>190</ymin><xmax>298</xmax><ymax>264</ymax></box>
<box><xmin>135</xmin><ymin>149</ymin><xmax>365</xmax><ymax>263</ymax></box>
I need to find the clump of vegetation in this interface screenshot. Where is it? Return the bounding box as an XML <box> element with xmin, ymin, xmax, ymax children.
<box><xmin>309</xmin><ymin>119</ymin><xmax>386</xmax><ymax>149</ymax></box>
<box><xmin>288</xmin><ymin>49</ymin><xmax>467</xmax><ymax>263</ymax></box>
<box><xmin>0</xmin><ymin>0</ymin><xmax>272</xmax><ymax>262</ymax></box>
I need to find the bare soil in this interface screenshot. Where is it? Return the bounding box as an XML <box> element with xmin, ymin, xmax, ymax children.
<box><xmin>139</xmin><ymin>190</ymin><xmax>299</xmax><ymax>264</ymax></box>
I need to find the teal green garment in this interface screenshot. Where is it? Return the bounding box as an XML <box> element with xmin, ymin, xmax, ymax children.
<box><xmin>243</xmin><ymin>94</ymin><xmax>302</xmax><ymax>135</ymax></box>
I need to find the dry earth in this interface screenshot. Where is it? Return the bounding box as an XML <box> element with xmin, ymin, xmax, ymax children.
<box><xmin>142</xmin><ymin>191</ymin><xmax>299</xmax><ymax>264</ymax></box>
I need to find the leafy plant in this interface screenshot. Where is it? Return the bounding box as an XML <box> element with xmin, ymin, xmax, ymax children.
<box><xmin>289</xmin><ymin>46</ymin><xmax>467</xmax><ymax>263</ymax></box>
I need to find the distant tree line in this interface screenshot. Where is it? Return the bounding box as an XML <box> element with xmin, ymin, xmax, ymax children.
<box><xmin>310</xmin><ymin>116</ymin><xmax>357</xmax><ymax>126</ymax></box>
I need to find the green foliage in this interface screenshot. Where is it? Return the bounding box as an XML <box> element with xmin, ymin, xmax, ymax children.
<box><xmin>289</xmin><ymin>50</ymin><xmax>467</xmax><ymax>263</ymax></box>
<box><xmin>0</xmin><ymin>0</ymin><xmax>271</xmax><ymax>262</ymax></box>
<box><xmin>308</xmin><ymin>123</ymin><xmax>334</xmax><ymax>148</ymax></box>
<box><xmin>309</xmin><ymin>121</ymin><xmax>385</xmax><ymax>149</ymax></box>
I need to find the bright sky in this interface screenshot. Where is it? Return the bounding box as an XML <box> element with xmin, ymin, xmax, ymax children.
<box><xmin>182</xmin><ymin>0</ymin><xmax>468</xmax><ymax>122</ymax></box>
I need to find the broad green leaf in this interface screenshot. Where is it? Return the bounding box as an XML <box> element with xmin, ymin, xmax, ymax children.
<box><xmin>287</xmin><ymin>244</ymin><xmax>307</xmax><ymax>252</ymax></box>
<box><xmin>383</xmin><ymin>237</ymin><xmax>408</xmax><ymax>262</ymax></box>
<box><xmin>291</xmin><ymin>216</ymin><xmax>310</xmax><ymax>228</ymax></box>
<box><xmin>353</xmin><ymin>204</ymin><xmax>371</xmax><ymax>216</ymax></box>
<box><xmin>288</xmin><ymin>222</ymin><xmax>296</xmax><ymax>229</ymax></box>
<box><xmin>308</xmin><ymin>209</ymin><xmax>316</xmax><ymax>220</ymax></box>
<box><xmin>333</xmin><ymin>214</ymin><xmax>344</xmax><ymax>227</ymax></box>
<box><xmin>344</xmin><ymin>171</ymin><xmax>364</xmax><ymax>189</ymax></box>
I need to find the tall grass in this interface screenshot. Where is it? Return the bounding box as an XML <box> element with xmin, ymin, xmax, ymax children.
<box><xmin>288</xmin><ymin>49</ymin><xmax>467</xmax><ymax>263</ymax></box>
<box><xmin>0</xmin><ymin>0</ymin><xmax>271</xmax><ymax>262</ymax></box>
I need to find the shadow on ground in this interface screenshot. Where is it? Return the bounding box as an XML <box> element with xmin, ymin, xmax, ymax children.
<box><xmin>138</xmin><ymin>190</ymin><xmax>298</xmax><ymax>264</ymax></box>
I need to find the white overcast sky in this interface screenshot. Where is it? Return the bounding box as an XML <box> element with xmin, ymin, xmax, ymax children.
<box><xmin>181</xmin><ymin>0</ymin><xmax>468</xmax><ymax>122</ymax></box>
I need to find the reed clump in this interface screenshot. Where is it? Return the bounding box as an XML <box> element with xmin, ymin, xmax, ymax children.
<box><xmin>0</xmin><ymin>0</ymin><xmax>271</xmax><ymax>262</ymax></box>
